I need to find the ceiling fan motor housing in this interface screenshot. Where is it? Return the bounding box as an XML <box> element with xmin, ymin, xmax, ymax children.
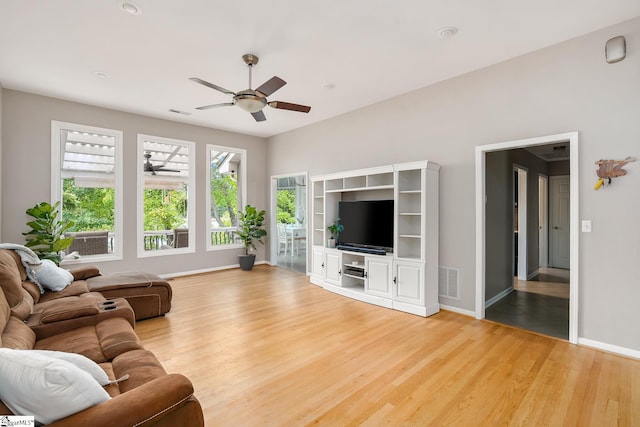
<box><xmin>234</xmin><ymin>90</ymin><xmax>267</xmax><ymax>113</ymax></box>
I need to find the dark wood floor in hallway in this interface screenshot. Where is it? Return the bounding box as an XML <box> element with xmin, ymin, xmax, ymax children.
<box><xmin>135</xmin><ymin>266</ymin><xmax>639</xmax><ymax>426</ymax></box>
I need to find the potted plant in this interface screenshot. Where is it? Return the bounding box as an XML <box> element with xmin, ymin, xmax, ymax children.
<box><xmin>327</xmin><ymin>219</ymin><xmax>343</xmax><ymax>248</ymax></box>
<box><xmin>22</xmin><ymin>201</ymin><xmax>74</xmax><ymax>265</ymax></box>
<box><xmin>235</xmin><ymin>205</ymin><xmax>267</xmax><ymax>271</ymax></box>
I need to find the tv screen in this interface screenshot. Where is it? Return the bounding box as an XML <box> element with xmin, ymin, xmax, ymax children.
<box><xmin>338</xmin><ymin>200</ymin><xmax>394</xmax><ymax>251</ymax></box>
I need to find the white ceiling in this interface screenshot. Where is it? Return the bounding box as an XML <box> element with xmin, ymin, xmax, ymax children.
<box><xmin>0</xmin><ymin>1</ymin><xmax>638</xmax><ymax>138</ymax></box>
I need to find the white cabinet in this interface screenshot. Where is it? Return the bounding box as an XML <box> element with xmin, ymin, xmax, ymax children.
<box><xmin>310</xmin><ymin>246</ymin><xmax>325</xmax><ymax>286</ymax></box>
<box><xmin>309</xmin><ymin>160</ymin><xmax>439</xmax><ymax>317</ymax></box>
<box><xmin>365</xmin><ymin>257</ymin><xmax>392</xmax><ymax>298</ymax></box>
<box><xmin>324</xmin><ymin>249</ymin><xmax>342</xmax><ymax>286</ymax></box>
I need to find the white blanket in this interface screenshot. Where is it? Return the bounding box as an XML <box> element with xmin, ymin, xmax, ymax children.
<box><xmin>0</xmin><ymin>243</ymin><xmax>43</xmax><ymax>292</ymax></box>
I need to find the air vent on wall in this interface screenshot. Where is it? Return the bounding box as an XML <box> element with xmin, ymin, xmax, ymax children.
<box><xmin>439</xmin><ymin>266</ymin><xmax>460</xmax><ymax>300</ymax></box>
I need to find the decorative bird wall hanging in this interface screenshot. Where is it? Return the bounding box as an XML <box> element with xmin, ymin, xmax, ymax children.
<box><xmin>594</xmin><ymin>156</ymin><xmax>636</xmax><ymax>190</ymax></box>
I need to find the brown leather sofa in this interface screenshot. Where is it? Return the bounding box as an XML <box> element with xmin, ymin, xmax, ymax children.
<box><xmin>0</xmin><ymin>248</ymin><xmax>204</xmax><ymax>425</ymax></box>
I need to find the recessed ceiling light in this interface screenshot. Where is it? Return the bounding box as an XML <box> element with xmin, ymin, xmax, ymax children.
<box><xmin>436</xmin><ymin>27</ymin><xmax>458</xmax><ymax>39</ymax></box>
<box><xmin>119</xmin><ymin>1</ymin><xmax>141</xmax><ymax>15</ymax></box>
<box><xmin>94</xmin><ymin>71</ymin><xmax>108</xmax><ymax>79</ymax></box>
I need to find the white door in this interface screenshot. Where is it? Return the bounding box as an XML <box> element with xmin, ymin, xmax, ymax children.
<box><xmin>550</xmin><ymin>175</ymin><xmax>570</xmax><ymax>269</ymax></box>
<box><xmin>365</xmin><ymin>257</ymin><xmax>392</xmax><ymax>298</ymax></box>
<box><xmin>538</xmin><ymin>175</ymin><xmax>549</xmax><ymax>267</ymax></box>
<box><xmin>393</xmin><ymin>261</ymin><xmax>424</xmax><ymax>306</ymax></box>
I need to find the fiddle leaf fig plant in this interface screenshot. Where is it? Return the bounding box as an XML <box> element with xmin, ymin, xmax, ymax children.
<box><xmin>22</xmin><ymin>201</ymin><xmax>74</xmax><ymax>265</ymax></box>
<box><xmin>235</xmin><ymin>205</ymin><xmax>267</xmax><ymax>256</ymax></box>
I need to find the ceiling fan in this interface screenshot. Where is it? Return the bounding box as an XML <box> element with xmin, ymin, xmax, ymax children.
<box><xmin>144</xmin><ymin>152</ymin><xmax>180</xmax><ymax>175</ymax></box>
<box><xmin>190</xmin><ymin>54</ymin><xmax>311</xmax><ymax>122</ymax></box>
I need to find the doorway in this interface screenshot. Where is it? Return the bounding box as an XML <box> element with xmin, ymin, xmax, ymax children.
<box><xmin>270</xmin><ymin>173</ymin><xmax>308</xmax><ymax>274</ymax></box>
<box><xmin>476</xmin><ymin>132</ymin><xmax>578</xmax><ymax>343</ymax></box>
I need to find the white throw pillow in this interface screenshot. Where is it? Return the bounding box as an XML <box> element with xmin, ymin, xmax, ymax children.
<box><xmin>0</xmin><ymin>348</ymin><xmax>110</xmax><ymax>425</ymax></box>
<box><xmin>28</xmin><ymin>350</ymin><xmax>111</xmax><ymax>385</ymax></box>
<box><xmin>31</xmin><ymin>259</ymin><xmax>74</xmax><ymax>292</ymax></box>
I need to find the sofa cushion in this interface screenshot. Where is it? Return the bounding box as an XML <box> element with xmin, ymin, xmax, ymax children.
<box><xmin>31</xmin><ymin>259</ymin><xmax>74</xmax><ymax>291</ymax></box>
<box><xmin>36</xmin><ymin>281</ymin><xmax>92</xmax><ymax>304</ymax></box>
<box><xmin>0</xmin><ymin>250</ymin><xmax>34</xmax><ymax>320</ymax></box>
<box><xmin>1</xmin><ymin>316</ymin><xmax>36</xmax><ymax>350</ymax></box>
<box><xmin>34</xmin><ymin>317</ymin><xmax>143</xmax><ymax>363</ymax></box>
<box><xmin>0</xmin><ymin>348</ymin><xmax>110</xmax><ymax>425</ymax></box>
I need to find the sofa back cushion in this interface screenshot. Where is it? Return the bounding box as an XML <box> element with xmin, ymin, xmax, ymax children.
<box><xmin>1</xmin><ymin>286</ymin><xmax>35</xmax><ymax>349</ymax></box>
<box><xmin>0</xmin><ymin>250</ymin><xmax>35</xmax><ymax>320</ymax></box>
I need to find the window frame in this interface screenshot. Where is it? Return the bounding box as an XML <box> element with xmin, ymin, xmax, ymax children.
<box><xmin>206</xmin><ymin>144</ymin><xmax>247</xmax><ymax>251</ymax></box>
<box><xmin>137</xmin><ymin>134</ymin><xmax>196</xmax><ymax>258</ymax></box>
<box><xmin>51</xmin><ymin>120</ymin><xmax>124</xmax><ymax>264</ymax></box>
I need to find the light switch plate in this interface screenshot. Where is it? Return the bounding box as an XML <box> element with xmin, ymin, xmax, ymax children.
<box><xmin>581</xmin><ymin>220</ymin><xmax>592</xmax><ymax>233</ymax></box>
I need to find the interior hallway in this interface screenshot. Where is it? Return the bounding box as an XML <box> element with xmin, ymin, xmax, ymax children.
<box><xmin>485</xmin><ymin>267</ymin><xmax>570</xmax><ymax>340</ymax></box>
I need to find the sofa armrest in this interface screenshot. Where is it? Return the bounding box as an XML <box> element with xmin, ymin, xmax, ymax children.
<box><xmin>47</xmin><ymin>374</ymin><xmax>203</xmax><ymax>427</ymax></box>
<box><xmin>69</xmin><ymin>266</ymin><xmax>102</xmax><ymax>281</ymax></box>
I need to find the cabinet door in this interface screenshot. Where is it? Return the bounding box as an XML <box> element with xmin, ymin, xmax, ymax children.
<box><xmin>393</xmin><ymin>260</ymin><xmax>424</xmax><ymax>306</ymax></box>
<box><xmin>311</xmin><ymin>247</ymin><xmax>325</xmax><ymax>278</ymax></box>
<box><xmin>365</xmin><ymin>257</ymin><xmax>392</xmax><ymax>298</ymax></box>
<box><xmin>324</xmin><ymin>250</ymin><xmax>342</xmax><ymax>286</ymax></box>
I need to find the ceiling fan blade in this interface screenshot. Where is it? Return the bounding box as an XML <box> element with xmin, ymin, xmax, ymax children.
<box><xmin>189</xmin><ymin>78</ymin><xmax>236</xmax><ymax>96</ymax></box>
<box><xmin>196</xmin><ymin>102</ymin><xmax>235</xmax><ymax>110</ymax></box>
<box><xmin>268</xmin><ymin>101</ymin><xmax>311</xmax><ymax>113</ymax></box>
<box><xmin>251</xmin><ymin>110</ymin><xmax>266</xmax><ymax>122</ymax></box>
<box><xmin>255</xmin><ymin>76</ymin><xmax>286</xmax><ymax>97</ymax></box>
<box><xmin>157</xmin><ymin>168</ymin><xmax>181</xmax><ymax>173</ymax></box>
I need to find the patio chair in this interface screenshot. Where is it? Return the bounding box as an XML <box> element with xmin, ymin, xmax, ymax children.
<box><xmin>66</xmin><ymin>231</ymin><xmax>109</xmax><ymax>255</ymax></box>
<box><xmin>173</xmin><ymin>228</ymin><xmax>189</xmax><ymax>248</ymax></box>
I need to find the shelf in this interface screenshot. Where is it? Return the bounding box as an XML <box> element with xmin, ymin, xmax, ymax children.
<box><xmin>343</xmin><ymin>273</ymin><xmax>365</xmax><ymax>280</ymax></box>
<box><xmin>326</xmin><ymin>184</ymin><xmax>394</xmax><ymax>194</ymax></box>
<box><xmin>399</xmin><ymin>190</ymin><xmax>421</xmax><ymax>194</ymax></box>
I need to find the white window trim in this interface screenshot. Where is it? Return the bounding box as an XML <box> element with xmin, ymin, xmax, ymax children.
<box><xmin>51</xmin><ymin>120</ymin><xmax>124</xmax><ymax>264</ymax></box>
<box><xmin>206</xmin><ymin>144</ymin><xmax>247</xmax><ymax>251</ymax></box>
<box><xmin>137</xmin><ymin>134</ymin><xmax>196</xmax><ymax>258</ymax></box>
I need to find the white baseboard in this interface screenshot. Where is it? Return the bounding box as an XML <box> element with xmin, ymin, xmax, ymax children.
<box><xmin>527</xmin><ymin>269</ymin><xmax>539</xmax><ymax>280</ymax></box>
<box><xmin>578</xmin><ymin>338</ymin><xmax>640</xmax><ymax>360</ymax></box>
<box><xmin>439</xmin><ymin>304</ymin><xmax>476</xmax><ymax>317</ymax></box>
<box><xmin>160</xmin><ymin>260</ymin><xmax>268</xmax><ymax>279</ymax></box>
<box><xmin>484</xmin><ymin>287</ymin><xmax>514</xmax><ymax>309</ymax></box>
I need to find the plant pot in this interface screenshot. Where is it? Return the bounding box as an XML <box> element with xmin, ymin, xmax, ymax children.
<box><xmin>239</xmin><ymin>254</ymin><xmax>256</xmax><ymax>271</ymax></box>
<box><xmin>328</xmin><ymin>238</ymin><xmax>336</xmax><ymax>248</ymax></box>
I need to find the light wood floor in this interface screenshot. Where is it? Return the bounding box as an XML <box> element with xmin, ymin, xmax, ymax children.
<box><xmin>514</xmin><ymin>267</ymin><xmax>570</xmax><ymax>299</ymax></box>
<box><xmin>135</xmin><ymin>266</ymin><xmax>640</xmax><ymax>426</ymax></box>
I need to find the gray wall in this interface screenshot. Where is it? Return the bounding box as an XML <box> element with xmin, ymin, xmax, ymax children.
<box><xmin>485</xmin><ymin>148</ymin><xmax>550</xmax><ymax>301</ymax></box>
<box><xmin>266</xmin><ymin>18</ymin><xmax>640</xmax><ymax>350</ymax></box>
<box><xmin>1</xmin><ymin>90</ymin><xmax>267</xmax><ymax>275</ymax></box>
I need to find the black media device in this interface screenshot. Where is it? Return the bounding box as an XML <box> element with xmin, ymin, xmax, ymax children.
<box><xmin>337</xmin><ymin>200</ymin><xmax>394</xmax><ymax>254</ymax></box>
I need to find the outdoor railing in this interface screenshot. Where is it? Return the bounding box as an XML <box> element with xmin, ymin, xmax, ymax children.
<box><xmin>211</xmin><ymin>227</ymin><xmax>240</xmax><ymax>246</ymax></box>
<box><xmin>85</xmin><ymin>228</ymin><xmax>241</xmax><ymax>252</ymax></box>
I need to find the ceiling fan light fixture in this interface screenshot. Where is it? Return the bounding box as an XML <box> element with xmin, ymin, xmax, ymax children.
<box><xmin>234</xmin><ymin>92</ymin><xmax>267</xmax><ymax>113</ymax></box>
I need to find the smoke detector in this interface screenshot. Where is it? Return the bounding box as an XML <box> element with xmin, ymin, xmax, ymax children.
<box><xmin>436</xmin><ymin>27</ymin><xmax>458</xmax><ymax>39</ymax></box>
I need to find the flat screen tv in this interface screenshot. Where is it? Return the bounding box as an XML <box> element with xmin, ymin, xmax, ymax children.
<box><xmin>337</xmin><ymin>200</ymin><xmax>394</xmax><ymax>253</ymax></box>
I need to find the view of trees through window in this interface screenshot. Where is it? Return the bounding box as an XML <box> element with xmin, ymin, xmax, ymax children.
<box><xmin>62</xmin><ymin>179</ymin><xmax>115</xmax><ymax>231</ymax></box>
<box><xmin>208</xmin><ymin>146</ymin><xmax>245</xmax><ymax>248</ymax></box>
<box><xmin>277</xmin><ymin>189</ymin><xmax>297</xmax><ymax>224</ymax></box>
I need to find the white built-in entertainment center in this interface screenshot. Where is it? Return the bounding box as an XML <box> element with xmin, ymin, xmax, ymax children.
<box><xmin>310</xmin><ymin>161</ymin><xmax>440</xmax><ymax>317</ymax></box>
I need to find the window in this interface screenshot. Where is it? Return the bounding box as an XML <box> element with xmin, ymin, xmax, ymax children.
<box><xmin>137</xmin><ymin>134</ymin><xmax>195</xmax><ymax>257</ymax></box>
<box><xmin>51</xmin><ymin>121</ymin><xmax>123</xmax><ymax>262</ymax></box>
<box><xmin>206</xmin><ymin>145</ymin><xmax>246</xmax><ymax>250</ymax></box>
